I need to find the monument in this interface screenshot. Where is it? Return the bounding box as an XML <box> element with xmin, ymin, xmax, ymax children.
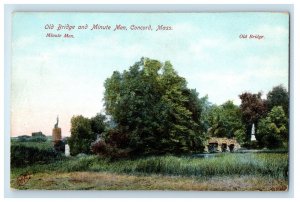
<box><xmin>52</xmin><ymin>115</ymin><xmax>62</xmax><ymax>143</ymax></box>
<box><xmin>251</xmin><ymin>123</ymin><xmax>257</xmax><ymax>141</ymax></box>
<box><xmin>65</xmin><ymin>144</ymin><xmax>70</xmax><ymax>157</ymax></box>
<box><xmin>52</xmin><ymin>116</ymin><xmax>65</xmax><ymax>152</ymax></box>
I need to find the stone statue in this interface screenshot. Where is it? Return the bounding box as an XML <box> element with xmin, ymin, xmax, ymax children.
<box><xmin>54</xmin><ymin>115</ymin><xmax>59</xmax><ymax>128</ymax></box>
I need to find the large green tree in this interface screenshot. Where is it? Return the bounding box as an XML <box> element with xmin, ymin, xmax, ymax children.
<box><xmin>104</xmin><ymin>58</ymin><xmax>206</xmax><ymax>155</ymax></box>
<box><xmin>266</xmin><ymin>85</ymin><xmax>289</xmax><ymax>116</ymax></box>
<box><xmin>256</xmin><ymin>106</ymin><xmax>288</xmax><ymax>148</ymax></box>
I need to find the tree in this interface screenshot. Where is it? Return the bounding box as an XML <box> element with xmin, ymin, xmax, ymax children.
<box><xmin>197</xmin><ymin>95</ymin><xmax>211</xmax><ymax>132</ymax></box>
<box><xmin>266</xmin><ymin>85</ymin><xmax>289</xmax><ymax>116</ymax></box>
<box><xmin>206</xmin><ymin>101</ymin><xmax>245</xmax><ymax>141</ymax></box>
<box><xmin>69</xmin><ymin>115</ymin><xmax>94</xmax><ymax>155</ymax></box>
<box><xmin>256</xmin><ymin>106</ymin><xmax>288</xmax><ymax>148</ymax></box>
<box><xmin>239</xmin><ymin>92</ymin><xmax>267</xmax><ymax>143</ymax></box>
<box><xmin>220</xmin><ymin>101</ymin><xmax>245</xmax><ymax>139</ymax></box>
<box><xmin>103</xmin><ymin>58</ymin><xmax>206</xmax><ymax>155</ymax></box>
<box><xmin>206</xmin><ymin>104</ymin><xmax>224</xmax><ymax>137</ymax></box>
<box><xmin>90</xmin><ymin>113</ymin><xmax>107</xmax><ymax>135</ymax></box>
<box><xmin>234</xmin><ymin>128</ymin><xmax>247</xmax><ymax>145</ymax></box>
<box><xmin>69</xmin><ymin>114</ymin><xmax>106</xmax><ymax>155</ymax></box>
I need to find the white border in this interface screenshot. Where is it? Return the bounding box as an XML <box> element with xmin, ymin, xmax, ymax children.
<box><xmin>1</xmin><ymin>1</ymin><xmax>298</xmax><ymax>200</ymax></box>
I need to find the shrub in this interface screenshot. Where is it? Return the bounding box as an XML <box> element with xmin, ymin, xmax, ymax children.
<box><xmin>91</xmin><ymin>140</ymin><xmax>109</xmax><ymax>156</ymax></box>
<box><xmin>91</xmin><ymin>140</ymin><xmax>131</xmax><ymax>159</ymax></box>
<box><xmin>11</xmin><ymin>144</ymin><xmax>62</xmax><ymax>167</ymax></box>
<box><xmin>91</xmin><ymin>128</ymin><xmax>131</xmax><ymax>159</ymax></box>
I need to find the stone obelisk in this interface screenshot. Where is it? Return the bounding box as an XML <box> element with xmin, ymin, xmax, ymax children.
<box><xmin>251</xmin><ymin>123</ymin><xmax>256</xmax><ymax>141</ymax></box>
<box><xmin>52</xmin><ymin>115</ymin><xmax>62</xmax><ymax>143</ymax></box>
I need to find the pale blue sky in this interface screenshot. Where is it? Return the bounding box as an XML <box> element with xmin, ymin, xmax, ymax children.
<box><xmin>11</xmin><ymin>12</ymin><xmax>289</xmax><ymax>136</ymax></box>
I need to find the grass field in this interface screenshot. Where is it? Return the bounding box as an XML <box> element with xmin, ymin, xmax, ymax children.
<box><xmin>11</xmin><ymin>172</ymin><xmax>287</xmax><ymax>191</ymax></box>
<box><xmin>10</xmin><ymin>152</ymin><xmax>288</xmax><ymax>190</ymax></box>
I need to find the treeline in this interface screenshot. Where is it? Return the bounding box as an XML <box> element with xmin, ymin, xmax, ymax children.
<box><xmin>206</xmin><ymin>89</ymin><xmax>288</xmax><ymax>149</ymax></box>
<box><xmin>69</xmin><ymin>58</ymin><xmax>289</xmax><ymax>157</ymax></box>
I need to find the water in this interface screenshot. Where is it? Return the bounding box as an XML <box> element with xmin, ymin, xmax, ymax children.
<box><xmin>192</xmin><ymin>153</ymin><xmax>224</xmax><ymax>158</ymax></box>
<box><xmin>192</xmin><ymin>150</ymin><xmax>288</xmax><ymax>158</ymax></box>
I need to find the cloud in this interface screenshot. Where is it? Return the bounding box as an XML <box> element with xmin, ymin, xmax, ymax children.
<box><xmin>12</xmin><ymin>36</ymin><xmax>35</xmax><ymax>49</ymax></box>
<box><xmin>11</xmin><ymin>13</ymin><xmax>289</xmax><ymax>136</ymax></box>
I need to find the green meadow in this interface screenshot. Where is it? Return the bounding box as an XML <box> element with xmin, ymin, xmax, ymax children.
<box><xmin>11</xmin><ymin>151</ymin><xmax>288</xmax><ymax>190</ymax></box>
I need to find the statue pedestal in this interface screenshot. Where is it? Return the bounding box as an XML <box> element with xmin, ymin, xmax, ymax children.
<box><xmin>52</xmin><ymin>127</ymin><xmax>62</xmax><ymax>143</ymax></box>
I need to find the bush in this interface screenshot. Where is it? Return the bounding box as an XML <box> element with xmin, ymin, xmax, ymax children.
<box><xmin>91</xmin><ymin>140</ymin><xmax>109</xmax><ymax>156</ymax></box>
<box><xmin>11</xmin><ymin>144</ymin><xmax>63</xmax><ymax>167</ymax></box>
<box><xmin>91</xmin><ymin>140</ymin><xmax>131</xmax><ymax>159</ymax></box>
<box><xmin>91</xmin><ymin>128</ymin><xmax>131</xmax><ymax>159</ymax></box>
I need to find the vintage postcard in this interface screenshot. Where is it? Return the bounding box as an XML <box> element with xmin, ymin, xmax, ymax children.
<box><xmin>10</xmin><ymin>12</ymin><xmax>289</xmax><ymax>191</ymax></box>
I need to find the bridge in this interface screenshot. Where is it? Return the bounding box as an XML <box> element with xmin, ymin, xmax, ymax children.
<box><xmin>204</xmin><ymin>137</ymin><xmax>241</xmax><ymax>153</ymax></box>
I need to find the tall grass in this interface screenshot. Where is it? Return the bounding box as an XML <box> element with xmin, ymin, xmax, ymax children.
<box><xmin>11</xmin><ymin>153</ymin><xmax>288</xmax><ymax>179</ymax></box>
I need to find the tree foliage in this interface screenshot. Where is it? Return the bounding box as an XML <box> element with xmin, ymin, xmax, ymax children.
<box><xmin>266</xmin><ymin>85</ymin><xmax>289</xmax><ymax>116</ymax></box>
<box><xmin>104</xmin><ymin>58</ymin><xmax>206</xmax><ymax>155</ymax></box>
<box><xmin>90</xmin><ymin>113</ymin><xmax>107</xmax><ymax>135</ymax></box>
<box><xmin>257</xmin><ymin>106</ymin><xmax>288</xmax><ymax>148</ymax></box>
<box><xmin>239</xmin><ymin>92</ymin><xmax>267</xmax><ymax>142</ymax></box>
<box><xmin>69</xmin><ymin>114</ymin><xmax>106</xmax><ymax>155</ymax></box>
<box><xmin>206</xmin><ymin>101</ymin><xmax>245</xmax><ymax>141</ymax></box>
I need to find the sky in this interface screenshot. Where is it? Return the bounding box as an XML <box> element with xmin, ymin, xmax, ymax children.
<box><xmin>11</xmin><ymin>12</ymin><xmax>289</xmax><ymax>137</ymax></box>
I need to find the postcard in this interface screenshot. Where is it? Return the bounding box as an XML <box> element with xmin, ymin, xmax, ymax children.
<box><xmin>10</xmin><ymin>12</ymin><xmax>289</xmax><ymax>191</ymax></box>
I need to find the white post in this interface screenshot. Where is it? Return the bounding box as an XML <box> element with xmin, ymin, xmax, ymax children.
<box><xmin>251</xmin><ymin>123</ymin><xmax>256</xmax><ymax>141</ymax></box>
<box><xmin>65</xmin><ymin>144</ymin><xmax>70</xmax><ymax>157</ymax></box>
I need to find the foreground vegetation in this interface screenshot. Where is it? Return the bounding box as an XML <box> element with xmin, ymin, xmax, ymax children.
<box><xmin>11</xmin><ymin>153</ymin><xmax>288</xmax><ymax>190</ymax></box>
<box><xmin>11</xmin><ymin>172</ymin><xmax>287</xmax><ymax>191</ymax></box>
<box><xmin>10</xmin><ymin>139</ymin><xmax>63</xmax><ymax>167</ymax></box>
